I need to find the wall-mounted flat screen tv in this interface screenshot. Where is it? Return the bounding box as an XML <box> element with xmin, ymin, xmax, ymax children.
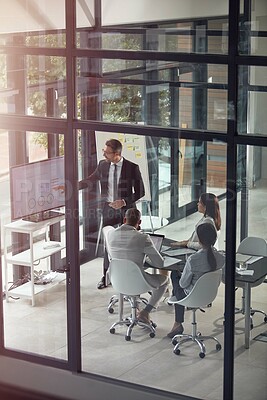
<box><xmin>10</xmin><ymin>156</ymin><xmax>65</xmax><ymax>222</ymax></box>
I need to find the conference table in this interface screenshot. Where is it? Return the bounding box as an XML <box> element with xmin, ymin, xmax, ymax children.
<box><xmin>235</xmin><ymin>256</ymin><xmax>267</xmax><ymax>349</ymax></box>
<box><xmin>116</xmin><ymin>239</ymin><xmax>267</xmax><ymax>350</ymax></box>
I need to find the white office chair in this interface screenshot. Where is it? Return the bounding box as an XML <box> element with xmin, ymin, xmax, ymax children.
<box><xmin>168</xmin><ymin>269</ymin><xmax>222</xmax><ymax>358</ymax></box>
<box><xmin>214</xmin><ymin>230</ymin><xmax>221</xmax><ymax>250</ymax></box>
<box><xmin>108</xmin><ymin>259</ymin><xmax>157</xmax><ymax>341</ymax></box>
<box><xmin>102</xmin><ymin>226</ymin><xmax>123</xmax><ymax>314</ymax></box>
<box><xmin>235</xmin><ymin>236</ymin><xmax>267</xmax><ymax>328</ymax></box>
<box><xmin>102</xmin><ymin>226</ymin><xmax>148</xmax><ymax>315</ymax></box>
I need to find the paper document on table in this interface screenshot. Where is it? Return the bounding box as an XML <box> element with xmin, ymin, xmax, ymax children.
<box><xmin>162</xmin><ymin>248</ymin><xmax>196</xmax><ymax>257</ymax></box>
<box><xmin>161</xmin><ymin>256</ymin><xmax>182</xmax><ymax>268</ymax></box>
<box><xmin>236</xmin><ymin>269</ymin><xmax>254</xmax><ymax>276</ymax></box>
<box><xmin>161</xmin><ymin>245</ymin><xmax>171</xmax><ymax>252</ymax></box>
<box><xmin>246</xmin><ymin>256</ymin><xmax>263</xmax><ymax>264</ymax></box>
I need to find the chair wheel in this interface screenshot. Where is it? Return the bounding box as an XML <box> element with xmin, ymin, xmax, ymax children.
<box><xmin>173</xmin><ymin>348</ymin><xmax>180</xmax><ymax>355</ymax></box>
<box><xmin>172</xmin><ymin>338</ymin><xmax>178</xmax><ymax>346</ymax></box>
<box><xmin>125</xmin><ymin>335</ymin><xmax>131</xmax><ymax>341</ymax></box>
<box><xmin>149</xmin><ymin>332</ymin><xmax>155</xmax><ymax>338</ymax></box>
<box><xmin>108</xmin><ymin>308</ymin><xmax>114</xmax><ymax>314</ymax></box>
<box><xmin>199</xmin><ymin>352</ymin><xmax>205</xmax><ymax>359</ymax></box>
<box><xmin>264</xmin><ymin>316</ymin><xmax>267</xmax><ymax>323</ymax></box>
<box><xmin>110</xmin><ymin>328</ymin><xmax>115</xmax><ymax>334</ymax></box>
<box><xmin>216</xmin><ymin>344</ymin><xmax>222</xmax><ymax>351</ymax></box>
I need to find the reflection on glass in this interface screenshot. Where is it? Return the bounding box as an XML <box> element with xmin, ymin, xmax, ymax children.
<box><xmin>26</xmin><ymin>33</ymin><xmax>66</xmax><ymax>48</ymax></box>
<box><xmin>237</xmin><ymin>144</ymin><xmax>267</xmax><ymax>238</ymax></box>
<box><xmin>2</xmin><ymin>131</ymin><xmax>67</xmax><ymax>359</ymax></box>
<box><xmin>239</xmin><ymin>1</ymin><xmax>267</xmax><ymax>56</ymax></box>
<box><xmin>77</xmin><ymin>58</ymin><xmax>228</xmax><ymax>131</ymax></box>
<box><xmin>77</xmin><ymin>19</ymin><xmax>228</xmax><ymax>55</ymax></box>
<box><xmin>0</xmin><ymin>54</ymin><xmax>67</xmax><ymax>117</ymax></box>
<box><xmin>1</xmin><ymin>1</ymin><xmax>66</xmax><ymax>46</ymax></box>
<box><xmin>79</xmin><ymin>130</ymin><xmax>226</xmax><ymax>399</ymax></box>
<box><xmin>238</xmin><ymin>66</ymin><xmax>267</xmax><ymax>136</ymax></box>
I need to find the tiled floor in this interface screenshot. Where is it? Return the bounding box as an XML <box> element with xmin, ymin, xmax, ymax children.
<box><xmin>2</xmin><ymin>192</ymin><xmax>267</xmax><ymax>400</ymax></box>
<box><xmin>79</xmin><ymin>256</ymin><xmax>267</xmax><ymax>400</ymax></box>
<box><xmin>3</xmin><ymin>254</ymin><xmax>266</xmax><ymax>400</ymax></box>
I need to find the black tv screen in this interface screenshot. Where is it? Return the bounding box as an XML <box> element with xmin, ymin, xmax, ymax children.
<box><xmin>10</xmin><ymin>156</ymin><xmax>65</xmax><ymax>221</ymax></box>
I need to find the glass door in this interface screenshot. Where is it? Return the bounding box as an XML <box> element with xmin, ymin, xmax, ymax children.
<box><xmin>1</xmin><ymin>131</ymin><xmax>68</xmax><ymax>361</ymax></box>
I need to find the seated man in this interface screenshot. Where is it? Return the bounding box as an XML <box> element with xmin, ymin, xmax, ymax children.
<box><xmin>108</xmin><ymin>208</ymin><xmax>169</xmax><ymax>324</ymax></box>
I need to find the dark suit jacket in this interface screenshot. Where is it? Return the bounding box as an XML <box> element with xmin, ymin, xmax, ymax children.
<box><xmin>80</xmin><ymin>158</ymin><xmax>145</xmax><ymax>212</ymax></box>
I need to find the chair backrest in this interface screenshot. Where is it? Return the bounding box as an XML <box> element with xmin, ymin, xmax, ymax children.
<box><xmin>109</xmin><ymin>259</ymin><xmax>154</xmax><ymax>296</ymax></box>
<box><xmin>237</xmin><ymin>236</ymin><xmax>267</xmax><ymax>288</ymax></box>
<box><xmin>176</xmin><ymin>269</ymin><xmax>222</xmax><ymax>308</ymax></box>
<box><xmin>237</xmin><ymin>236</ymin><xmax>267</xmax><ymax>257</ymax></box>
<box><xmin>102</xmin><ymin>225</ymin><xmax>115</xmax><ymax>261</ymax></box>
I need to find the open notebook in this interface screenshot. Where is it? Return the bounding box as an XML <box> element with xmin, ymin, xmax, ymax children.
<box><xmin>148</xmin><ymin>233</ymin><xmax>182</xmax><ymax>268</ymax></box>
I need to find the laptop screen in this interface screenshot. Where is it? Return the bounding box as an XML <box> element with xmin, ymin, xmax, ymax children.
<box><xmin>148</xmin><ymin>233</ymin><xmax>165</xmax><ymax>252</ymax></box>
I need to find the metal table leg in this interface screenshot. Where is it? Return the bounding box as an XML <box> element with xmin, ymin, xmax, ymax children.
<box><xmin>244</xmin><ymin>282</ymin><xmax>251</xmax><ymax>349</ymax></box>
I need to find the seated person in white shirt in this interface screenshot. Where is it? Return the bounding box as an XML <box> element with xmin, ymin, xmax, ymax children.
<box><xmin>167</xmin><ymin>222</ymin><xmax>225</xmax><ymax>338</ymax></box>
<box><xmin>108</xmin><ymin>208</ymin><xmax>169</xmax><ymax>324</ymax></box>
<box><xmin>171</xmin><ymin>192</ymin><xmax>221</xmax><ymax>250</ymax></box>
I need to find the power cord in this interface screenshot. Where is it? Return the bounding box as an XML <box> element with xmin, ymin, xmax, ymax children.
<box><xmin>5</xmin><ymin>274</ymin><xmax>31</xmax><ymax>300</ymax></box>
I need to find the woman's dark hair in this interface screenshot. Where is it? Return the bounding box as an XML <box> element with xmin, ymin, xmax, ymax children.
<box><xmin>200</xmin><ymin>192</ymin><xmax>221</xmax><ymax>231</ymax></box>
<box><xmin>196</xmin><ymin>223</ymin><xmax>217</xmax><ymax>270</ymax></box>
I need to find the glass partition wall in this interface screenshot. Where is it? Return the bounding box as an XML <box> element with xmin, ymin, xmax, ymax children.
<box><xmin>1</xmin><ymin>131</ymin><xmax>67</xmax><ymax>359</ymax></box>
<box><xmin>0</xmin><ymin>1</ymin><xmax>267</xmax><ymax>400</ymax></box>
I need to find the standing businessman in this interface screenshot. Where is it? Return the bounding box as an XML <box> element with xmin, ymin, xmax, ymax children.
<box><xmin>79</xmin><ymin>138</ymin><xmax>145</xmax><ymax>289</ymax></box>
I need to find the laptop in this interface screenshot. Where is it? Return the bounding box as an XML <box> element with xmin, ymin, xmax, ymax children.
<box><xmin>148</xmin><ymin>233</ymin><xmax>182</xmax><ymax>268</ymax></box>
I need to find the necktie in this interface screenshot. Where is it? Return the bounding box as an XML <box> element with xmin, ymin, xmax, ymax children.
<box><xmin>113</xmin><ymin>164</ymin><xmax>118</xmax><ymax>201</ymax></box>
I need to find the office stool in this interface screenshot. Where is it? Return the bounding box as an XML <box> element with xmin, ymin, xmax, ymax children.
<box><xmin>107</xmin><ymin>294</ymin><xmax>148</xmax><ymax>314</ymax></box>
<box><xmin>168</xmin><ymin>269</ymin><xmax>222</xmax><ymax>358</ymax></box>
<box><xmin>109</xmin><ymin>259</ymin><xmax>158</xmax><ymax>341</ymax></box>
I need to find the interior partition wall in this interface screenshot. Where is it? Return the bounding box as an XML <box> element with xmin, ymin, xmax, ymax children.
<box><xmin>0</xmin><ymin>1</ymin><xmax>267</xmax><ymax>400</ymax></box>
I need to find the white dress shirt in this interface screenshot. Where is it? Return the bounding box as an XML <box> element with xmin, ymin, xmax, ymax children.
<box><xmin>107</xmin><ymin>157</ymin><xmax>123</xmax><ymax>202</ymax></box>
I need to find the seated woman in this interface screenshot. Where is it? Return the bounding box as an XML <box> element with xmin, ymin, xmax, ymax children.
<box><xmin>167</xmin><ymin>223</ymin><xmax>225</xmax><ymax>338</ymax></box>
<box><xmin>171</xmin><ymin>192</ymin><xmax>221</xmax><ymax>250</ymax></box>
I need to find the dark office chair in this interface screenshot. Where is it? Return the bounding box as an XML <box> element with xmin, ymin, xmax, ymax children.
<box><xmin>168</xmin><ymin>269</ymin><xmax>222</xmax><ymax>358</ymax></box>
<box><xmin>235</xmin><ymin>236</ymin><xmax>267</xmax><ymax>328</ymax></box>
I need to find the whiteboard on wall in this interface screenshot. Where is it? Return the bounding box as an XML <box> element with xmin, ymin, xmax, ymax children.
<box><xmin>95</xmin><ymin>131</ymin><xmax>151</xmax><ymax>202</ymax></box>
